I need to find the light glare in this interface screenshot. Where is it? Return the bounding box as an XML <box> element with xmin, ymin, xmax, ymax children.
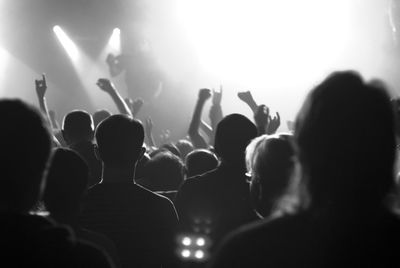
<box><xmin>182</xmin><ymin>237</ymin><xmax>192</xmax><ymax>246</ymax></box>
<box><xmin>53</xmin><ymin>25</ymin><xmax>79</xmax><ymax>61</ymax></box>
<box><xmin>196</xmin><ymin>238</ymin><xmax>205</xmax><ymax>247</ymax></box>
<box><xmin>109</xmin><ymin>28</ymin><xmax>121</xmax><ymax>53</ymax></box>
<box><xmin>195</xmin><ymin>250</ymin><xmax>204</xmax><ymax>259</ymax></box>
<box><xmin>181</xmin><ymin>249</ymin><xmax>191</xmax><ymax>258</ymax></box>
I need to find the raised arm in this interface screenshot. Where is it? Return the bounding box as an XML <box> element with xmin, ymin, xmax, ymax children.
<box><xmin>208</xmin><ymin>86</ymin><xmax>223</xmax><ymax>144</ymax></box>
<box><xmin>35</xmin><ymin>74</ymin><xmax>53</xmax><ymax>127</ymax></box>
<box><xmin>96</xmin><ymin>78</ymin><xmax>132</xmax><ymax>117</ymax></box>
<box><xmin>238</xmin><ymin>91</ymin><xmax>259</xmax><ymax>113</ymax></box>
<box><xmin>188</xmin><ymin>88</ymin><xmax>211</xmax><ymax>149</ymax></box>
<box><xmin>254</xmin><ymin>105</ymin><xmax>270</xmax><ymax>135</ymax></box>
<box><xmin>145</xmin><ymin>117</ymin><xmax>156</xmax><ymax>148</ymax></box>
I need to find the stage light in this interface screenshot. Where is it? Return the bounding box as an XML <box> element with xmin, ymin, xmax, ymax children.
<box><xmin>53</xmin><ymin>25</ymin><xmax>79</xmax><ymax>61</ymax></box>
<box><xmin>108</xmin><ymin>28</ymin><xmax>121</xmax><ymax>53</ymax></box>
<box><xmin>182</xmin><ymin>237</ymin><xmax>192</xmax><ymax>246</ymax></box>
<box><xmin>196</xmin><ymin>237</ymin><xmax>205</xmax><ymax>247</ymax></box>
<box><xmin>181</xmin><ymin>249</ymin><xmax>191</xmax><ymax>258</ymax></box>
<box><xmin>194</xmin><ymin>250</ymin><xmax>204</xmax><ymax>259</ymax></box>
<box><xmin>176</xmin><ymin>0</ymin><xmax>353</xmax><ymax>87</ymax></box>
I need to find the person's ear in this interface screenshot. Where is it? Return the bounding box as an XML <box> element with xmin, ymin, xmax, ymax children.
<box><xmin>250</xmin><ymin>178</ymin><xmax>263</xmax><ymax>205</ymax></box>
<box><xmin>94</xmin><ymin>144</ymin><xmax>102</xmax><ymax>161</ymax></box>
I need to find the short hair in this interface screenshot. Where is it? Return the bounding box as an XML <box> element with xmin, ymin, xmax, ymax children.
<box><xmin>43</xmin><ymin>148</ymin><xmax>89</xmax><ymax>214</ymax></box>
<box><xmin>142</xmin><ymin>151</ymin><xmax>184</xmax><ymax>191</ymax></box>
<box><xmin>95</xmin><ymin>114</ymin><xmax>144</xmax><ymax>167</ymax></box>
<box><xmin>0</xmin><ymin>99</ymin><xmax>52</xmax><ymax>212</ymax></box>
<box><xmin>185</xmin><ymin>149</ymin><xmax>219</xmax><ymax>177</ymax></box>
<box><xmin>62</xmin><ymin>110</ymin><xmax>94</xmax><ymax>144</ymax></box>
<box><xmin>214</xmin><ymin>114</ymin><xmax>258</xmax><ymax>165</ymax></box>
<box><xmin>175</xmin><ymin>139</ymin><xmax>194</xmax><ymax>160</ymax></box>
<box><xmin>246</xmin><ymin>134</ymin><xmax>294</xmax><ymax>195</ymax></box>
<box><xmin>93</xmin><ymin>109</ymin><xmax>111</xmax><ymax>128</ymax></box>
<box><xmin>295</xmin><ymin>71</ymin><xmax>396</xmax><ymax>202</ymax></box>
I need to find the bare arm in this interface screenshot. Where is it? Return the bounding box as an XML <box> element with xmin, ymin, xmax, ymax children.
<box><xmin>35</xmin><ymin>74</ymin><xmax>52</xmax><ymax>127</ymax></box>
<box><xmin>145</xmin><ymin>117</ymin><xmax>156</xmax><ymax>148</ymax></box>
<box><xmin>238</xmin><ymin>91</ymin><xmax>258</xmax><ymax>113</ymax></box>
<box><xmin>208</xmin><ymin>86</ymin><xmax>223</xmax><ymax>144</ymax></box>
<box><xmin>188</xmin><ymin>88</ymin><xmax>211</xmax><ymax>149</ymax></box>
<box><xmin>96</xmin><ymin>78</ymin><xmax>132</xmax><ymax>117</ymax></box>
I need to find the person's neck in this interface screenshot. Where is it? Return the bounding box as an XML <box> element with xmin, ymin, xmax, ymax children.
<box><xmin>101</xmin><ymin>165</ymin><xmax>136</xmax><ymax>183</ymax></box>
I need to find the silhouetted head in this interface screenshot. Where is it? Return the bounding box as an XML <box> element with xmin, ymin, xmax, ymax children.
<box><xmin>160</xmin><ymin>143</ymin><xmax>181</xmax><ymax>158</ymax></box>
<box><xmin>62</xmin><ymin>110</ymin><xmax>94</xmax><ymax>145</ymax></box>
<box><xmin>43</xmin><ymin>148</ymin><xmax>89</xmax><ymax>216</ymax></box>
<box><xmin>141</xmin><ymin>151</ymin><xmax>184</xmax><ymax>191</ymax></box>
<box><xmin>95</xmin><ymin>114</ymin><xmax>145</xmax><ymax>169</ymax></box>
<box><xmin>0</xmin><ymin>99</ymin><xmax>52</xmax><ymax>213</ymax></box>
<box><xmin>295</xmin><ymin>71</ymin><xmax>396</xmax><ymax>207</ymax></box>
<box><xmin>185</xmin><ymin>149</ymin><xmax>219</xmax><ymax>178</ymax></box>
<box><xmin>93</xmin><ymin>109</ymin><xmax>111</xmax><ymax>128</ymax></box>
<box><xmin>214</xmin><ymin>114</ymin><xmax>257</xmax><ymax>169</ymax></box>
<box><xmin>246</xmin><ymin>134</ymin><xmax>296</xmax><ymax>217</ymax></box>
<box><xmin>175</xmin><ymin>139</ymin><xmax>194</xmax><ymax>160</ymax></box>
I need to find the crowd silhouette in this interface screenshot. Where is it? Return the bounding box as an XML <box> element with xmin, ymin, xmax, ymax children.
<box><xmin>2</xmin><ymin>53</ymin><xmax>400</xmax><ymax>268</ymax></box>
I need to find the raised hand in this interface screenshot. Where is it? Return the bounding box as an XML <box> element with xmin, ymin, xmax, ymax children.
<box><xmin>266</xmin><ymin>112</ymin><xmax>281</xmax><ymax>135</ymax></box>
<box><xmin>132</xmin><ymin>98</ymin><xmax>144</xmax><ymax>114</ymax></box>
<box><xmin>254</xmin><ymin>105</ymin><xmax>270</xmax><ymax>132</ymax></box>
<box><xmin>35</xmin><ymin>74</ymin><xmax>47</xmax><ymax>99</ymax></box>
<box><xmin>96</xmin><ymin>78</ymin><xmax>115</xmax><ymax>94</ymax></box>
<box><xmin>212</xmin><ymin>85</ymin><xmax>223</xmax><ymax>106</ymax></box>
<box><xmin>198</xmin><ymin>88</ymin><xmax>212</xmax><ymax>102</ymax></box>
<box><xmin>238</xmin><ymin>91</ymin><xmax>258</xmax><ymax>113</ymax></box>
<box><xmin>160</xmin><ymin>129</ymin><xmax>171</xmax><ymax>145</ymax></box>
<box><xmin>145</xmin><ymin>117</ymin><xmax>153</xmax><ymax>135</ymax></box>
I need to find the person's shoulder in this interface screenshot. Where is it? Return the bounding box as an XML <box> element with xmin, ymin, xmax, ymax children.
<box><xmin>135</xmin><ymin>183</ymin><xmax>175</xmax><ymax>206</ymax></box>
<box><xmin>181</xmin><ymin>168</ymin><xmax>219</xmax><ymax>189</ymax></box>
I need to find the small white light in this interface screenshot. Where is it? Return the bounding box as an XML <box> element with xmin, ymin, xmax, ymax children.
<box><xmin>196</xmin><ymin>237</ymin><xmax>205</xmax><ymax>247</ymax></box>
<box><xmin>195</xmin><ymin>250</ymin><xmax>204</xmax><ymax>259</ymax></box>
<box><xmin>182</xmin><ymin>237</ymin><xmax>191</xmax><ymax>246</ymax></box>
<box><xmin>181</xmin><ymin>249</ymin><xmax>191</xmax><ymax>258</ymax></box>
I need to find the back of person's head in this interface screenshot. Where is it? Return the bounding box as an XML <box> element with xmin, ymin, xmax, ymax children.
<box><xmin>95</xmin><ymin>114</ymin><xmax>144</xmax><ymax>168</ymax></box>
<box><xmin>160</xmin><ymin>143</ymin><xmax>181</xmax><ymax>158</ymax></box>
<box><xmin>93</xmin><ymin>109</ymin><xmax>111</xmax><ymax>128</ymax></box>
<box><xmin>185</xmin><ymin>149</ymin><xmax>219</xmax><ymax>178</ymax></box>
<box><xmin>62</xmin><ymin>110</ymin><xmax>94</xmax><ymax>145</ymax></box>
<box><xmin>295</xmin><ymin>71</ymin><xmax>396</xmax><ymax>205</ymax></box>
<box><xmin>141</xmin><ymin>151</ymin><xmax>184</xmax><ymax>191</ymax></box>
<box><xmin>214</xmin><ymin>114</ymin><xmax>257</xmax><ymax>168</ymax></box>
<box><xmin>246</xmin><ymin>134</ymin><xmax>296</xmax><ymax>217</ymax></box>
<box><xmin>0</xmin><ymin>99</ymin><xmax>52</xmax><ymax>213</ymax></box>
<box><xmin>175</xmin><ymin>139</ymin><xmax>194</xmax><ymax>160</ymax></box>
<box><xmin>43</xmin><ymin>148</ymin><xmax>89</xmax><ymax>216</ymax></box>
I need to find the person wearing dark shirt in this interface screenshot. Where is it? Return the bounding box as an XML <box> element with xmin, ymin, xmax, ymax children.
<box><xmin>210</xmin><ymin>71</ymin><xmax>400</xmax><ymax>268</ymax></box>
<box><xmin>0</xmin><ymin>99</ymin><xmax>112</xmax><ymax>268</ymax></box>
<box><xmin>175</xmin><ymin>114</ymin><xmax>258</xmax><ymax>257</ymax></box>
<box><xmin>80</xmin><ymin>114</ymin><xmax>179</xmax><ymax>268</ymax></box>
<box><xmin>62</xmin><ymin>110</ymin><xmax>102</xmax><ymax>187</ymax></box>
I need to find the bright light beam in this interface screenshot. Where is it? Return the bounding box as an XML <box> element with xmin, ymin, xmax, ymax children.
<box><xmin>53</xmin><ymin>25</ymin><xmax>79</xmax><ymax>62</ymax></box>
<box><xmin>108</xmin><ymin>28</ymin><xmax>121</xmax><ymax>54</ymax></box>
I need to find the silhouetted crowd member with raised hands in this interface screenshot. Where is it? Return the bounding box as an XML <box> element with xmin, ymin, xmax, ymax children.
<box><xmin>175</xmin><ymin>113</ymin><xmax>259</xmax><ymax>253</ymax></box>
<box><xmin>79</xmin><ymin>114</ymin><xmax>179</xmax><ymax>268</ymax></box>
<box><xmin>0</xmin><ymin>99</ymin><xmax>113</xmax><ymax>267</ymax></box>
<box><xmin>210</xmin><ymin>71</ymin><xmax>400</xmax><ymax>268</ymax></box>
